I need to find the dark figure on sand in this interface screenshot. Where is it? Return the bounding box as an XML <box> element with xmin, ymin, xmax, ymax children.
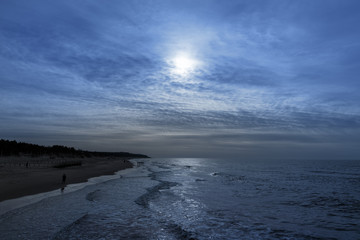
<box><xmin>61</xmin><ymin>174</ymin><xmax>67</xmax><ymax>193</ymax></box>
<box><xmin>62</xmin><ymin>174</ymin><xmax>67</xmax><ymax>184</ymax></box>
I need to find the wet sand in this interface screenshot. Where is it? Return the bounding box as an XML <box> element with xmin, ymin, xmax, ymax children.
<box><xmin>0</xmin><ymin>157</ymin><xmax>133</xmax><ymax>202</ymax></box>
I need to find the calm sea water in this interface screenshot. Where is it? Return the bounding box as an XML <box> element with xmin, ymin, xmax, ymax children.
<box><xmin>0</xmin><ymin>158</ymin><xmax>359</xmax><ymax>240</ymax></box>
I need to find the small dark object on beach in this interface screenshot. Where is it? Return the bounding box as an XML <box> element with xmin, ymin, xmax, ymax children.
<box><xmin>62</xmin><ymin>174</ymin><xmax>67</xmax><ymax>184</ymax></box>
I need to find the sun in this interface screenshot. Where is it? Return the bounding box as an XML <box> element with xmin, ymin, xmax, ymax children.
<box><xmin>170</xmin><ymin>53</ymin><xmax>200</xmax><ymax>75</ymax></box>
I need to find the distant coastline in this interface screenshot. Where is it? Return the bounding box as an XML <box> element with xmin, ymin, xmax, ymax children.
<box><xmin>0</xmin><ymin>139</ymin><xmax>149</xmax><ymax>159</ymax></box>
<box><xmin>0</xmin><ymin>139</ymin><xmax>149</xmax><ymax>202</ymax></box>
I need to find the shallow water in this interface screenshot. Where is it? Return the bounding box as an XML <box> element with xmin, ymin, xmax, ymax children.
<box><xmin>0</xmin><ymin>158</ymin><xmax>359</xmax><ymax>239</ymax></box>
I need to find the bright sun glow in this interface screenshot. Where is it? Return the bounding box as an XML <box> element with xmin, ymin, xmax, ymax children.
<box><xmin>170</xmin><ymin>53</ymin><xmax>200</xmax><ymax>75</ymax></box>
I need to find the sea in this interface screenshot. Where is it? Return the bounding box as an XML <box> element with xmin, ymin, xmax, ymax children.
<box><xmin>0</xmin><ymin>158</ymin><xmax>359</xmax><ymax>240</ymax></box>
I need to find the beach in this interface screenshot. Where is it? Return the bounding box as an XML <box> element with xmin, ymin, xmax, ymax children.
<box><xmin>0</xmin><ymin>156</ymin><xmax>133</xmax><ymax>202</ymax></box>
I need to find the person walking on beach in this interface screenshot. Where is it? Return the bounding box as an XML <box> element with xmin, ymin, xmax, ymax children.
<box><xmin>62</xmin><ymin>173</ymin><xmax>67</xmax><ymax>184</ymax></box>
<box><xmin>61</xmin><ymin>173</ymin><xmax>67</xmax><ymax>193</ymax></box>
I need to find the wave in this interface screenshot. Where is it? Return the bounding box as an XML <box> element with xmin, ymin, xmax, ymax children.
<box><xmin>53</xmin><ymin>214</ymin><xmax>89</xmax><ymax>240</ymax></box>
<box><xmin>135</xmin><ymin>180</ymin><xmax>179</xmax><ymax>208</ymax></box>
<box><xmin>85</xmin><ymin>190</ymin><xmax>101</xmax><ymax>202</ymax></box>
<box><xmin>210</xmin><ymin>172</ymin><xmax>246</xmax><ymax>184</ymax></box>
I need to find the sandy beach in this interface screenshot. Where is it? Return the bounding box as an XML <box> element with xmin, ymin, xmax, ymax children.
<box><xmin>0</xmin><ymin>156</ymin><xmax>133</xmax><ymax>202</ymax></box>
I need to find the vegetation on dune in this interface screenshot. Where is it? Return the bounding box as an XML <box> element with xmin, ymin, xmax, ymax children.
<box><xmin>0</xmin><ymin>139</ymin><xmax>149</xmax><ymax>158</ymax></box>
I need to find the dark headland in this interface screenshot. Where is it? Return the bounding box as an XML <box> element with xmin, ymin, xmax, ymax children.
<box><xmin>0</xmin><ymin>139</ymin><xmax>149</xmax><ymax>202</ymax></box>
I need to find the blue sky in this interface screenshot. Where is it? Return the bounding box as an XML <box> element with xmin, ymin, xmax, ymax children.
<box><xmin>1</xmin><ymin>0</ymin><xmax>360</xmax><ymax>159</ymax></box>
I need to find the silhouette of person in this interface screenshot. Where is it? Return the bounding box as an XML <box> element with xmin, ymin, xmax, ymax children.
<box><xmin>62</xmin><ymin>173</ymin><xmax>67</xmax><ymax>184</ymax></box>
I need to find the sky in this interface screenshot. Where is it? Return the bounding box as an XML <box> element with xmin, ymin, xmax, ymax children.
<box><xmin>1</xmin><ymin>0</ymin><xmax>360</xmax><ymax>159</ymax></box>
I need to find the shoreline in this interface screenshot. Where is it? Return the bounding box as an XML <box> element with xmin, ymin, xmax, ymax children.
<box><xmin>0</xmin><ymin>156</ymin><xmax>134</xmax><ymax>203</ymax></box>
